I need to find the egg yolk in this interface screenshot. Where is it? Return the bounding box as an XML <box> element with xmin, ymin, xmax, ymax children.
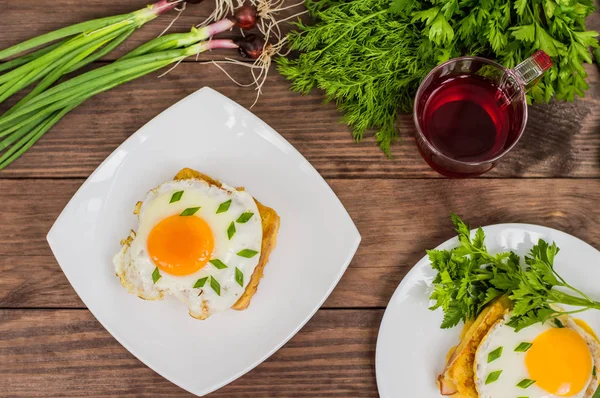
<box><xmin>525</xmin><ymin>327</ymin><xmax>593</xmax><ymax>396</ymax></box>
<box><xmin>147</xmin><ymin>214</ymin><xmax>214</xmax><ymax>276</ymax></box>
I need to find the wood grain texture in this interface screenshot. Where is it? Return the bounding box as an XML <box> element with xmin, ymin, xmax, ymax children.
<box><xmin>1</xmin><ymin>309</ymin><xmax>380</xmax><ymax>397</ymax></box>
<box><xmin>0</xmin><ymin>63</ymin><xmax>598</xmax><ymax>179</ymax></box>
<box><xmin>2</xmin><ymin>2</ymin><xmax>600</xmax><ymax>397</ymax></box>
<box><xmin>0</xmin><ymin>0</ymin><xmax>302</xmax><ymax>62</ymax></box>
<box><xmin>2</xmin><ymin>178</ymin><xmax>599</xmax><ymax>309</ymax></box>
<box><xmin>0</xmin><ymin>2</ymin><xmax>599</xmax><ymax>178</ymax></box>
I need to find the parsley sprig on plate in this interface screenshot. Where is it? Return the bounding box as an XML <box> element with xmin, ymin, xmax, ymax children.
<box><xmin>429</xmin><ymin>215</ymin><xmax>600</xmax><ymax>331</ymax></box>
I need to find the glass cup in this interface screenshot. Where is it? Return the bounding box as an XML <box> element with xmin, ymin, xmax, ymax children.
<box><xmin>413</xmin><ymin>51</ymin><xmax>552</xmax><ymax>177</ymax></box>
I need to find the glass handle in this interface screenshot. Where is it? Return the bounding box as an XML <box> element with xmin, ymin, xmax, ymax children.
<box><xmin>511</xmin><ymin>50</ymin><xmax>552</xmax><ymax>91</ymax></box>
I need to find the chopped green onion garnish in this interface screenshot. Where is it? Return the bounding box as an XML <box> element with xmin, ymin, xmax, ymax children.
<box><xmin>180</xmin><ymin>207</ymin><xmax>200</xmax><ymax>216</ymax></box>
<box><xmin>487</xmin><ymin>347</ymin><xmax>503</xmax><ymax>363</ymax></box>
<box><xmin>227</xmin><ymin>222</ymin><xmax>236</xmax><ymax>240</ymax></box>
<box><xmin>152</xmin><ymin>267</ymin><xmax>161</xmax><ymax>284</ymax></box>
<box><xmin>517</xmin><ymin>379</ymin><xmax>536</xmax><ymax>389</ymax></box>
<box><xmin>170</xmin><ymin>191</ymin><xmax>184</xmax><ymax>203</ymax></box>
<box><xmin>236</xmin><ymin>212</ymin><xmax>254</xmax><ymax>223</ymax></box>
<box><xmin>193</xmin><ymin>277</ymin><xmax>208</xmax><ymax>288</ymax></box>
<box><xmin>554</xmin><ymin>319</ymin><xmax>564</xmax><ymax>328</ymax></box>
<box><xmin>485</xmin><ymin>370</ymin><xmax>502</xmax><ymax>384</ymax></box>
<box><xmin>514</xmin><ymin>342</ymin><xmax>533</xmax><ymax>352</ymax></box>
<box><xmin>209</xmin><ymin>259</ymin><xmax>228</xmax><ymax>269</ymax></box>
<box><xmin>593</xmin><ymin>365</ymin><xmax>597</xmax><ymax>377</ymax></box>
<box><xmin>216</xmin><ymin>199</ymin><xmax>232</xmax><ymax>214</ymax></box>
<box><xmin>237</xmin><ymin>249</ymin><xmax>259</xmax><ymax>258</ymax></box>
<box><xmin>210</xmin><ymin>276</ymin><xmax>221</xmax><ymax>296</ymax></box>
<box><xmin>235</xmin><ymin>267</ymin><xmax>243</xmax><ymax>287</ymax></box>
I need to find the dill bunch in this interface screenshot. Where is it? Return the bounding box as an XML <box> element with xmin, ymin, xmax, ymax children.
<box><xmin>277</xmin><ymin>0</ymin><xmax>599</xmax><ymax>155</ymax></box>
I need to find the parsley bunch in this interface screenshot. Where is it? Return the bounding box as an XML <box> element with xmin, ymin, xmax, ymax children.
<box><xmin>428</xmin><ymin>215</ymin><xmax>600</xmax><ymax>331</ymax></box>
<box><xmin>278</xmin><ymin>0</ymin><xmax>599</xmax><ymax>155</ymax></box>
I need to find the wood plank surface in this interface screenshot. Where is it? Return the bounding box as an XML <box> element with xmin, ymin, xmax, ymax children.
<box><xmin>0</xmin><ymin>63</ymin><xmax>599</xmax><ymax>179</ymax></box>
<box><xmin>0</xmin><ymin>0</ymin><xmax>303</xmax><ymax>61</ymax></box>
<box><xmin>2</xmin><ymin>1</ymin><xmax>600</xmax><ymax>397</ymax></box>
<box><xmin>1</xmin><ymin>309</ymin><xmax>380</xmax><ymax>397</ymax></box>
<box><xmin>2</xmin><ymin>178</ymin><xmax>599</xmax><ymax>309</ymax></box>
<box><xmin>0</xmin><ymin>2</ymin><xmax>599</xmax><ymax>179</ymax></box>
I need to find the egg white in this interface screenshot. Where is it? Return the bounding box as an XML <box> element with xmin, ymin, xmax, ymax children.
<box><xmin>475</xmin><ymin>314</ymin><xmax>600</xmax><ymax>398</ymax></box>
<box><xmin>114</xmin><ymin>178</ymin><xmax>262</xmax><ymax>319</ymax></box>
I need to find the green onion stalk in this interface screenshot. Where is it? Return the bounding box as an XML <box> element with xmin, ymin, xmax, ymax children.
<box><xmin>0</xmin><ymin>5</ymin><xmax>264</xmax><ymax>171</ymax></box>
<box><xmin>0</xmin><ymin>0</ymin><xmax>205</xmax><ymax>106</ymax></box>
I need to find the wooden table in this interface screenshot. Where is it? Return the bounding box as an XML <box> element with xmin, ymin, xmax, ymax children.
<box><xmin>1</xmin><ymin>1</ymin><xmax>599</xmax><ymax>396</ymax></box>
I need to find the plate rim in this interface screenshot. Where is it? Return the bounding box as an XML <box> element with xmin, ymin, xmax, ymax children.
<box><xmin>46</xmin><ymin>86</ymin><xmax>362</xmax><ymax>396</ymax></box>
<box><xmin>374</xmin><ymin>222</ymin><xmax>600</xmax><ymax>397</ymax></box>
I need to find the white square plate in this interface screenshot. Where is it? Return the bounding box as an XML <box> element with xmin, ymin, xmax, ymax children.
<box><xmin>47</xmin><ymin>87</ymin><xmax>361</xmax><ymax>396</ymax></box>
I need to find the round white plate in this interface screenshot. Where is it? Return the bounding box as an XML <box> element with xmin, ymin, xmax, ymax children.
<box><xmin>375</xmin><ymin>224</ymin><xmax>600</xmax><ymax>397</ymax></box>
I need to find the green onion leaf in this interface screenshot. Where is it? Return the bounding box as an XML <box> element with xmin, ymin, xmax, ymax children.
<box><xmin>209</xmin><ymin>259</ymin><xmax>228</xmax><ymax>269</ymax></box>
<box><xmin>180</xmin><ymin>207</ymin><xmax>200</xmax><ymax>216</ymax></box>
<box><xmin>170</xmin><ymin>191</ymin><xmax>184</xmax><ymax>203</ymax></box>
<box><xmin>235</xmin><ymin>267</ymin><xmax>243</xmax><ymax>287</ymax></box>
<box><xmin>210</xmin><ymin>276</ymin><xmax>221</xmax><ymax>296</ymax></box>
<box><xmin>517</xmin><ymin>379</ymin><xmax>536</xmax><ymax>389</ymax></box>
<box><xmin>227</xmin><ymin>222</ymin><xmax>236</xmax><ymax>240</ymax></box>
<box><xmin>514</xmin><ymin>342</ymin><xmax>533</xmax><ymax>352</ymax></box>
<box><xmin>236</xmin><ymin>212</ymin><xmax>254</xmax><ymax>223</ymax></box>
<box><xmin>593</xmin><ymin>365</ymin><xmax>597</xmax><ymax>377</ymax></box>
<box><xmin>487</xmin><ymin>347</ymin><xmax>503</xmax><ymax>363</ymax></box>
<box><xmin>237</xmin><ymin>249</ymin><xmax>259</xmax><ymax>258</ymax></box>
<box><xmin>485</xmin><ymin>370</ymin><xmax>502</xmax><ymax>384</ymax></box>
<box><xmin>152</xmin><ymin>267</ymin><xmax>161</xmax><ymax>284</ymax></box>
<box><xmin>216</xmin><ymin>199</ymin><xmax>232</xmax><ymax>214</ymax></box>
<box><xmin>554</xmin><ymin>319</ymin><xmax>564</xmax><ymax>328</ymax></box>
<box><xmin>193</xmin><ymin>277</ymin><xmax>208</xmax><ymax>288</ymax></box>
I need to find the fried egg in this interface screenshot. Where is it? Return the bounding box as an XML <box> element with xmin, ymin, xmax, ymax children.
<box><xmin>475</xmin><ymin>314</ymin><xmax>600</xmax><ymax>398</ymax></box>
<box><xmin>113</xmin><ymin>178</ymin><xmax>262</xmax><ymax>319</ymax></box>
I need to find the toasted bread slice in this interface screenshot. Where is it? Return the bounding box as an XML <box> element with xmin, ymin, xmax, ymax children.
<box><xmin>438</xmin><ymin>296</ymin><xmax>513</xmax><ymax>397</ymax></box>
<box><xmin>174</xmin><ymin>168</ymin><xmax>280</xmax><ymax>311</ymax></box>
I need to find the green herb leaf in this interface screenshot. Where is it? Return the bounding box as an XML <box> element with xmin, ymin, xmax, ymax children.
<box><xmin>485</xmin><ymin>370</ymin><xmax>502</xmax><ymax>384</ymax></box>
<box><xmin>152</xmin><ymin>267</ymin><xmax>161</xmax><ymax>284</ymax></box>
<box><xmin>180</xmin><ymin>207</ymin><xmax>200</xmax><ymax>216</ymax></box>
<box><xmin>237</xmin><ymin>249</ymin><xmax>259</xmax><ymax>258</ymax></box>
<box><xmin>487</xmin><ymin>347</ymin><xmax>503</xmax><ymax>363</ymax></box>
<box><xmin>227</xmin><ymin>222</ymin><xmax>236</xmax><ymax>240</ymax></box>
<box><xmin>517</xmin><ymin>379</ymin><xmax>536</xmax><ymax>389</ymax></box>
<box><xmin>514</xmin><ymin>0</ymin><xmax>527</xmax><ymax>16</ymax></box>
<box><xmin>170</xmin><ymin>191</ymin><xmax>184</xmax><ymax>203</ymax></box>
<box><xmin>209</xmin><ymin>259</ymin><xmax>228</xmax><ymax>269</ymax></box>
<box><xmin>279</xmin><ymin>0</ymin><xmax>599</xmax><ymax>155</ymax></box>
<box><xmin>216</xmin><ymin>199</ymin><xmax>232</xmax><ymax>214</ymax></box>
<box><xmin>193</xmin><ymin>277</ymin><xmax>208</xmax><ymax>288</ymax></box>
<box><xmin>554</xmin><ymin>318</ymin><xmax>564</xmax><ymax>328</ymax></box>
<box><xmin>425</xmin><ymin>215</ymin><xmax>600</xmax><ymax>332</ymax></box>
<box><xmin>514</xmin><ymin>342</ymin><xmax>533</xmax><ymax>352</ymax></box>
<box><xmin>236</xmin><ymin>212</ymin><xmax>254</xmax><ymax>223</ymax></box>
<box><xmin>210</xmin><ymin>276</ymin><xmax>221</xmax><ymax>296</ymax></box>
<box><xmin>235</xmin><ymin>267</ymin><xmax>243</xmax><ymax>287</ymax></box>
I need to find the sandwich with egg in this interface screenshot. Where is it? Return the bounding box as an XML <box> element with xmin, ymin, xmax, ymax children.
<box><xmin>430</xmin><ymin>215</ymin><xmax>600</xmax><ymax>398</ymax></box>
<box><xmin>113</xmin><ymin>168</ymin><xmax>279</xmax><ymax>319</ymax></box>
